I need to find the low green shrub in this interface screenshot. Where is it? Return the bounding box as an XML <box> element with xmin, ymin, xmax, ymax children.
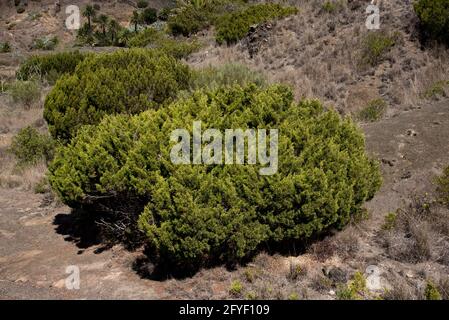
<box><xmin>16</xmin><ymin>51</ymin><xmax>88</xmax><ymax>83</ymax></box>
<box><xmin>229</xmin><ymin>280</ymin><xmax>243</xmax><ymax>296</ymax></box>
<box><xmin>356</xmin><ymin>99</ymin><xmax>387</xmax><ymax>122</ymax></box>
<box><xmin>414</xmin><ymin>0</ymin><xmax>449</xmax><ymax>43</ymax></box>
<box><xmin>382</xmin><ymin>212</ymin><xmax>397</xmax><ymax>230</ymax></box>
<box><xmin>44</xmin><ymin>49</ymin><xmax>191</xmax><ymax>142</ymax></box>
<box><xmin>360</xmin><ymin>32</ymin><xmax>396</xmax><ymax>67</ymax></box>
<box><xmin>422</xmin><ymin>80</ymin><xmax>449</xmax><ymax>100</ymax></box>
<box><xmin>215</xmin><ymin>3</ymin><xmax>298</xmax><ymax>45</ymax></box>
<box><xmin>336</xmin><ymin>272</ymin><xmax>368</xmax><ymax>300</ymax></box>
<box><xmin>0</xmin><ymin>42</ymin><xmax>11</xmax><ymax>53</ymax></box>
<box><xmin>424</xmin><ymin>281</ymin><xmax>442</xmax><ymax>300</ymax></box>
<box><xmin>127</xmin><ymin>28</ymin><xmax>200</xmax><ymax>59</ymax></box>
<box><xmin>8</xmin><ymin>80</ymin><xmax>41</xmax><ymax>107</ymax></box>
<box><xmin>49</xmin><ymin>84</ymin><xmax>381</xmax><ymax>269</ymax></box>
<box><xmin>10</xmin><ymin>126</ymin><xmax>55</xmax><ymax>166</ymax></box>
<box><xmin>31</xmin><ymin>36</ymin><xmax>59</xmax><ymax>51</ymax></box>
<box><xmin>190</xmin><ymin>63</ymin><xmax>267</xmax><ymax>90</ymax></box>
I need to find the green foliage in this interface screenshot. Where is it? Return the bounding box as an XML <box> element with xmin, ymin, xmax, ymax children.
<box><xmin>436</xmin><ymin>166</ymin><xmax>449</xmax><ymax>206</ymax></box>
<box><xmin>127</xmin><ymin>28</ymin><xmax>200</xmax><ymax>59</ymax></box>
<box><xmin>414</xmin><ymin>0</ymin><xmax>449</xmax><ymax>43</ymax></box>
<box><xmin>31</xmin><ymin>36</ymin><xmax>59</xmax><ymax>51</ymax></box>
<box><xmin>16</xmin><ymin>51</ymin><xmax>88</xmax><ymax>83</ymax></box>
<box><xmin>142</xmin><ymin>7</ymin><xmax>158</xmax><ymax>25</ymax></box>
<box><xmin>44</xmin><ymin>49</ymin><xmax>191</xmax><ymax>142</ymax></box>
<box><xmin>8</xmin><ymin>80</ymin><xmax>41</xmax><ymax>107</ymax></box>
<box><xmin>336</xmin><ymin>271</ymin><xmax>368</xmax><ymax>300</ymax></box>
<box><xmin>49</xmin><ymin>84</ymin><xmax>382</xmax><ymax>268</ymax></box>
<box><xmin>9</xmin><ymin>126</ymin><xmax>55</xmax><ymax>167</ymax></box>
<box><xmin>229</xmin><ymin>280</ymin><xmax>243</xmax><ymax>296</ymax></box>
<box><xmin>425</xmin><ymin>281</ymin><xmax>442</xmax><ymax>300</ymax></box>
<box><xmin>360</xmin><ymin>32</ymin><xmax>396</xmax><ymax>67</ymax></box>
<box><xmin>137</xmin><ymin>0</ymin><xmax>149</xmax><ymax>9</ymax></box>
<box><xmin>0</xmin><ymin>42</ymin><xmax>11</xmax><ymax>53</ymax></box>
<box><xmin>382</xmin><ymin>212</ymin><xmax>397</xmax><ymax>230</ymax></box>
<box><xmin>215</xmin><ymin>4</ymin><xmax>298</xmax><ymax>45</ymax></box>
<box><xmin>167</xmin><ymin>0</ymin><xmax>247</xmax><ymax>36</ymax></box>
<box><xmin>190</xmin><ymin>63</ymin><xmax>267</xmax><ymax>91</ymax></box>
<box><xmin>288</xmin><ymin>292</ymin><xmax>299</xmax><ymax>300</ymax></box>
<box><xmin>422</xmin><ymin>80</ymin><xmax>449</xmax><ymax>100</ymax></box>
<box><xmin>356</xmin><ymin>99</ymin><xmax>387</xmax><ymax>122</ymax></box>
<box><xmin>158</xmin><ymin>7</ymin><xmax>172</xmax><ymax>21</ymax></box>
<box><xmin>34</xmin><ymin>177</ymin><xmax>51</xmax><ymax>194</ymax></box>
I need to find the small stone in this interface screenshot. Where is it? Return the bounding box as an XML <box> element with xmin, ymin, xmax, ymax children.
<box><xmin>406</xmin><ymin>129</ymin><xmax>417</xmax><ymax>136</ymax></box>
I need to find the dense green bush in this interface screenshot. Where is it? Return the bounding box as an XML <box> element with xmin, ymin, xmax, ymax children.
<box><xmin>190</xmin><ymin>63</ymin><xmax>267</xmax><ymax>90</ymax></box>
<box><xmin>414</xmin><ymin>0</ymin><xmax>449</xmax><ymax>43</ymax></box>
<box><xmin>142</xmin><ymin>7</ymin><xmax>158</xmax><ymax>24</ymax></box>
<box><xmin>167</xmin><ymin>0</ymin><xmax>247</xmax><ymax>36</ymax></box>
<box><xmin>49</xmin><ymin>84</ymin><xmax>381</xmax><ymax>269</ymax></box>
<box><xmin>16</xmin><ymin>51</ymin><xmax>88</xmax><ymax>83</ymax></box>
<box><xmin>127</xmin><ymin>28</ymin><xmax>200</xmax><ymax>59</ymax></box>
<box><xmin>8</xmin><ymin>80</ymin><xmax>41</xmax><ymax>108</ymax></box>
<box><xmin>44</xmin><ymin>49</ymin><xmax>191</xmax><ymax>143</ymax></box>
<box><xmin>215</xmin><ymin>4</ymin><xmax>298</xmax><ymax>45</ymax></box>
<box><xmin>10</xmin><ymin>126</ymin><xmax>55</xmax><ymax>166</ymax></box>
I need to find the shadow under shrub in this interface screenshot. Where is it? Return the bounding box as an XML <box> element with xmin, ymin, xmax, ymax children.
<box><xmin>49</xmin><ymin>84</ymin><xmax>382</xmax><ymax>272</ymax></box>
<box><xmin>44</xmin><ymin>48</ymin><xmax>191</xmax><ymax>143</ymax></box>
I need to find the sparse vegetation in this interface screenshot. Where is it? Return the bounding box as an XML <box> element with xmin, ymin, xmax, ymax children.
<box><xmin>31</xmin><ymin>36</ymin><xmax>59</xmax><ymax>51</ymax></box>
<box><xmin>356</xmin><ymin>99</ymin><xmax>387</xmax><ymax>122</ymax></box>
<box><xmin>8</xmin><ymin>80</ymin><xmax>41</xmax><ymax>108</ymax></box>
<box><xmin>382</xmin><ymin>212</ymin><xmax>397</xmax><ymax>230</ymax></box>
<box><xmin>0</xmin><ymin>42</ymin><xmax>11</xmax><ymax>53</ymax></box>
<box><xmin>336</xmin><ymin>271</ymin><xmax>368</xmax><ymax>300</ymax></box>
<box><xmin>436</xmin><ymin>166</ymin><xmax>449</xmax><ymax>206</ymax></box>
<box><xmin>360</xmin><ymin>32</ymin><xmax>396</xmax><ymax>67</ymax></box>
<box><xmin>422</xmin><ymin>80</ymin><xmax>449</xmax><ymax>100</ymax></box>
<box><xmin>382</xmin><ymin>194</ymin><xmax>449</xmax><ymax>265</ymax></box>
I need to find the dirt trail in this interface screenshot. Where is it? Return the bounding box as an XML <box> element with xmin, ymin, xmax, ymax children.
<box><xmin>0</xmin><ymin>101</ymin><xmax>448</xmax><ymax>299</ymax></box>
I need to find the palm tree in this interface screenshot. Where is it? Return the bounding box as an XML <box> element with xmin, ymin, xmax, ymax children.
<box><xmin>82</xmin><ymin>5</ymin><xmax>96</xmax><ymax>31</ymax></box>
<box><xmin>130</xmin><ymin>10</ymin><xmax>141</xmax><ymax>33</ymax></box>
<box><xmin>108</xmin><ymin>19</ymin><xmax>120</xmax><ymax>44</ymax></box>
<box><xmin>98</xmin><ymin>14</ymin><xmax>109</xmax><ymax>36</ymax></box>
